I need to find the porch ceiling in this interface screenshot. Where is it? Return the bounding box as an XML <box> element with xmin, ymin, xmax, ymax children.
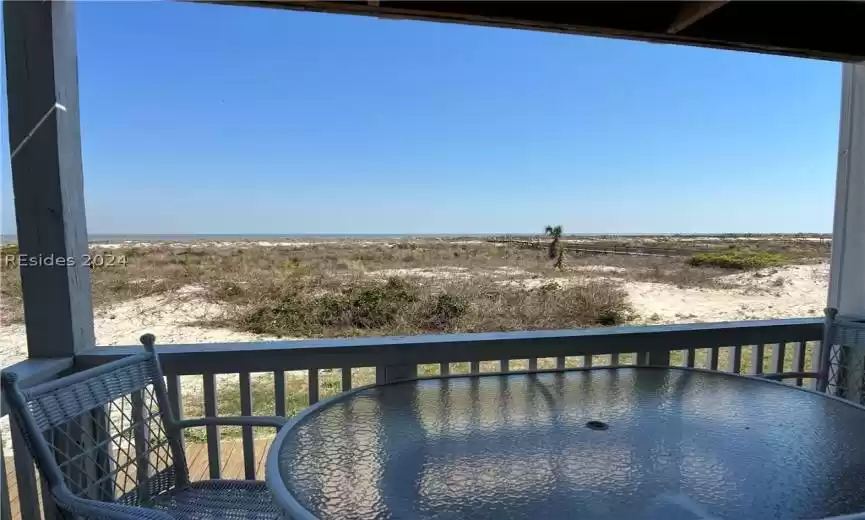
<box><xmin>195</xmin><ymin>1</ymin><xmax>865</xmax><ymax>62</ymax></box>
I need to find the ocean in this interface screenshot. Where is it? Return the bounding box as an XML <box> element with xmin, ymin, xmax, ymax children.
<box><xmin>1</xmin><ymin>233</ymin><xmax>498</xmax><ymax>244</ymax></box>
<box><xmin>0</xmin><ymin>232</ymin><xmax>831</xmax><ymax>245</ymax></box>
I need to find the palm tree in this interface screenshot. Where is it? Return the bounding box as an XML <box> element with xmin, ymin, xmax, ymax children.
<box><xmin>554</xmin><ymin>248</ymin><xmax>565</xmax><ymax>270</ymax></box>
<box><xmin>544</xmin><ymin>225</ymin><xmax>563</xmax><ymax>260</ymax></box>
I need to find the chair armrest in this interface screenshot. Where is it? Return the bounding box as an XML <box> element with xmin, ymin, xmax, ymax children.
<box><xmin>176</xmin><ymin>416</ymin><xmax>287</xmax><ymax>429</ymax></box>
<box><xmin>54</xmin><ymin>488</ymin><xmax>175</xmax><ymax>520</ymax></box>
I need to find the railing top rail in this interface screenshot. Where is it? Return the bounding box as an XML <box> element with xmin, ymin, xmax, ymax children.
<box><xmin>71</xmin><ymin>318</ymin><xmax>823</xmax><ymax>375</ymax></box>
<box><xmin>0</xmin><ymin>357</ymin><xmax>74</xmax><ymax>416</ymax></box>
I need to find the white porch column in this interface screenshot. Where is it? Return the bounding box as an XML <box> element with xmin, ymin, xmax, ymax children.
<box><xmin>828</xmin><ymin>63</ymin><xmax>865</xmax><ymax>318</ymax></box>
<box><xmin>826</xmin><ymin>63</ymin><xmax>865</xmax><ymax>401</ymax></box>
<box><xmin>3</xmin><ymin>1</ymin><xmax>94</xmax><ymax>357</ymax></box>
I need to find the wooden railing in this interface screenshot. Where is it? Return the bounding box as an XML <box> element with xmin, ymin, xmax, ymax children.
<box><xmin>0</xmin><ymin>318</ymin><xmax>824</xmax><ymax>519</ymax></box>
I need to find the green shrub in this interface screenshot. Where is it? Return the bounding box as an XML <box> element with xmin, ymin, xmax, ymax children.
<box><xmin>210</xmin><ymin>280</ymin><xmax>244</xmax><ymax>300</ymax></box>
<box><xmin>232</xmin><ymin>276</ymin><xmax>632</xmax><ymax>338</ymax></box>
<box><xmin>688</xmin><ymin>250</ymin><xmax>786</xmax><ymax>270</ymax></box>
<box><xmin>426</xmin><ymin>293</ymin><xmax>469</xmax><ymax>331</ymax></box>
<box><xmin>237</xmin><ymin>278</ymin><xmax>420</xmax><ymax>336</ymax></box>
<box><xmin>538</xmin><ymin>281</ymin><xmax>560</xmax><ymax>292</ymax></box>
<box><xmin>597</xmin><ymin>308</ymin><xmax>627</xmax><ymax>326</ymax></box>
<box><xmin>563</xmin><ymin>283</ymin><xmax>632</xmax><ymax>326</ymax></box>
<box><xmin>238</xmin><ymin>296</ymin><xmax>311</xmax><ymax>335</ymax></box>
<box><xmin>344</xmin><ymin>278</ymin><xmax>418</xmax><ymax>328</ymax></box>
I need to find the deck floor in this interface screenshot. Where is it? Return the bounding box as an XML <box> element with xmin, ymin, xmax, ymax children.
<box><xmin>4</xmin><ymin>438</ymin><xmax>274</xmax><ymax>520</ymax></box>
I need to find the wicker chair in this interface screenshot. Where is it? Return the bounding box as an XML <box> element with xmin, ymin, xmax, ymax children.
<box><xmin>1</xmin><ymin>334</ymin><xmax>286</xmax><ymax>520</ymax></box>
<box><xmin>819</xmin><ymin>308</ymin><xmax>865</xmax><ymax>404</ymax></box>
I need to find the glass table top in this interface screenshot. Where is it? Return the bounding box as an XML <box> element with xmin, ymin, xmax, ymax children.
<box><xmin>270</xmin><ymin>367</ymin><xmax>865</xmax><ymax>520</ymax></box>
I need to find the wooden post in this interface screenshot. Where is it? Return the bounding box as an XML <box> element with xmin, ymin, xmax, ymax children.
<box><xmin>3</xmin><ymin>0</ymin><xmax>94</xmax><ymax>357</ymax></box>
<box><xmin>643</xmin><ymin>349</ymin><xmax>671</xmax><ymax>366</ymax></box>
<box><xmin>827</xmin><ymin>63</ymin><xmax>865</xmax><ymax>401</ymax></box>
<box><xmin>377</xmin><ymin>364</ymin><xmax>417</xmax><ymax>384</ymax></box>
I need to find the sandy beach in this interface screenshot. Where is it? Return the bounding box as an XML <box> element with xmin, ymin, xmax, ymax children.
<box><xmin>0</xmin><ymin>237</ymin><xmax>829</xmax><ymax>369</ymax></box>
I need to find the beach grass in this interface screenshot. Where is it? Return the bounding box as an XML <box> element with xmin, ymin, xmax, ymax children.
<box><xmin>688</xmin><ymin>250</ymin><xmax>788</xmax><ymax>270</ymax></box>
<box><xmin>0</xmin><ymin>236</ymin><xmax>826</xmax><ymax>329</ymax></box>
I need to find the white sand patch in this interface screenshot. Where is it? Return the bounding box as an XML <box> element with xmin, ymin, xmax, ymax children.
<box><xmin>717</xmin><ymin>263</ymin><xmax>828</xmax><ymax>290</ymax></box>
<box><xmin>571</xmin><ymin>265</ymin><xmax>628</xmax><ymax>274</ymax></box>
<box><xmin>0</xmin><ymin>288</ymin><xmax>279</xmax><ymax>369</ymax></box>
<box><xmin>252</xmin><ymin>241</ymin><xmax>308</xmax><ymax>247</ymax></box>
<box><xmin>366</xmin><ymin>267</ymin><xmax>473</xmax><ymax>280</ymax></box>
<box><xmin>97</xmin><ymin>242</ymin><xmax>155</xmax><ymax>249</ymax></box>
<box><xmin>498</xmin><ymin>277</ymin><xmax>581</xmax><ymax>290</ymax></box>
<box><xmin>494</xmin><ymin>266</ymin><xmax>624</xmax><ymax>289</ymax></box>
<box><xmin>176</xmin><ymin>284</ymin><xmax>207</xmax><ymax>296</ymax></box>
<box><xmin>491</xmin><ymin>267</ymin><xmax>532</xmax><ymax>276</ymax></box>
<box><xmin>626</xmin><ymin>263</ymin><xmax>828</xmax><ymax>324</ymax></box>
<box><xmin>0</xmin><ymin>323</ymin><xmax>27</xmax><ymax>370</ymax></box>
<box><xmin>92</xmin><ymin>293</ymin><xmax>281</xmax><ymax>346</ymax></box>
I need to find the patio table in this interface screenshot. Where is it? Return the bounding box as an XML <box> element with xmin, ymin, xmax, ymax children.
<box><xmin>266</xmin><ymin>367</ymin><xmax>865</xmax><ymax>520</ymax></box>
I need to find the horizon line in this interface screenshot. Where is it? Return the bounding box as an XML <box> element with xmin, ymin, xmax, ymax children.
<box><xmin>1</xmin><ymin>231</ymin><xmax>835</xmax><ymax>241</ymax></box>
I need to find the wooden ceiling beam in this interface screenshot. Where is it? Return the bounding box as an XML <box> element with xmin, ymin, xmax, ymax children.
<box><xmin>186</xmin><ymin>1</ymin><xmax>865</xmax><ymax>62</ymax></box>
<box><xmin>667</xmin><ymin>1</ymin><xmax>729</xmax><ymax>34</ymax></box>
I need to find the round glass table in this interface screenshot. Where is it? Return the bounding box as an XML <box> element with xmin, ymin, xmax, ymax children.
<box><xmin>266</xmin><ymin>367</ymin><xmax>865</xmax><ymax>520</ymax></box>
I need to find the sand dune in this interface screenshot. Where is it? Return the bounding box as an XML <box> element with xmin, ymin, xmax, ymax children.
<box><xmin>0</xmin><ymin>262</ymin><xmax>828</xmax><ymax>371</ymax></box>
<box><xmin>625</xmin><ymin>263</ymin><xmax>827</xmax><ymax>324</ymax></box>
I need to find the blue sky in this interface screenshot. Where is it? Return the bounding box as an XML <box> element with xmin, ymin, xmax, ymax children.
<box><xmin>0</xmin><ymin>2</ymin><xmax>843</xmax><ymax>235</ymax></box>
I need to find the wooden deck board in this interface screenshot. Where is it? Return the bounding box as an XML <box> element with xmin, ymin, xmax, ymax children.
<box><xmin>186</xmin><ymin>442</ymin><xmax>211</xmax><ymax>481</ymax></box>
<box><xmin>255</xmin><ymin>437</ymin><xmax>273</xmax><ymax>480</ymax></box>
<box><xmin>220</xmin><ymin>437</ymin><xmax>242</xmax><ymax>480</ymax></box>
<box><xmin>7</xmin><ymin>482</ymin><xmax>19</xmax><ymax>520</ymax></box>
<box><xmin>5</xmin><ymin>458</ymin><xmax>20</xmax><ymax>520</ymax></box>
